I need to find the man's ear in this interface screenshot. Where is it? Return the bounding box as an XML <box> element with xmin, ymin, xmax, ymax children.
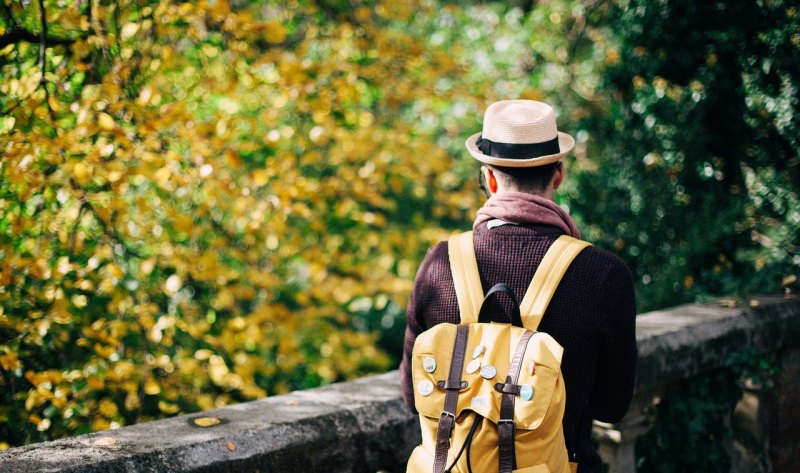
<box><xmin>482</xmin><ymin>166</ymin><xmax>498</xmax><ymax>194</ymax></box>
<box><xmin>551</xmin><ymin>162</ymin><xmax>564</xmax><ymax>190</ymax></box>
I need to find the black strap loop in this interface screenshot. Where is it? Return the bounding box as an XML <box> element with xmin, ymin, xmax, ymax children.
<box><xmin>494</xmin><ymin>382</ymin><xmax>522</xmax><ymax>395</ymax></box>
<box><xmin>437</xmin><ymin>380</ymin><xmax>468</xmax><ymax>390</ymax></box>
<box><xmin>478</xmin><ymin>283</ymin><xmax>523</xmax><ymax>327</ymax></box>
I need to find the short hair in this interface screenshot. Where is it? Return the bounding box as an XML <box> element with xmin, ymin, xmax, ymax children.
<box><xmin>486</xmin><ymin>161</ymin><xmax>561</xmax><ymax>194</ymax></box>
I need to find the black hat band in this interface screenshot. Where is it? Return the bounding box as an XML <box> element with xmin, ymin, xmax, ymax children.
<box><xmin>476</xmin><ymin>135</ymin><xmax>560</xmax><ymax>160</ymax></box>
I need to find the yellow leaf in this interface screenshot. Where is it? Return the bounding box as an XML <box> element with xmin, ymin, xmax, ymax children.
<box><xmin>73</xmin><ymin>162</ymin><xmax>92</xmax><ymax>186</ymax></box>
<box><xmin>355</xmin><ymin>7</ymin><xmax>371</xmax><ymax>22</ymax></box>
<box><xmin>71</xmin><ymin>294</ymin><xmax>88</xmax><ymax>309</ymax></box>
<box><xmin>94</xmin><ymin>344</ymin><xmax>116</xmax><ymax>359</ymax></box>
<box><xmin>91</xmin><ymin>418</ymin><xmax>111</xmax><ymax>431</ymax></box>
<box><xmin>98</xmin><ymin>398</ymin><xmax>118</xmax><ymax>418</ymax></box>
<box><xmin>88</xmin><ymin>376</ymin><xmax>104</xmax><ymax>390</ymax></box>
<box><xmin>154</xmin><ymin>167</ymin><xmax>171</xmax><ymax>184</ymax></box>
<box><xmin>193</xmin><ymin>416</ymin><xmax>221</xmax><ymax>427</ymax></box>
<box><xmin>37</xmin><ymin>418</ymin><xmax>51</xmax><ymax>432</ymax></box>
<box><xmin>265</xmin><ymin>22</ymin><xmax>286</xmax><ymax>43</ymax></box>
<box><xmin>144</xmin><ymin>378</ymin><xmax>161</xmax><ymax>395</ymax></box>
<box><xmin>158</xmin><ymin>401</ymin><xmax>180</xmax><ymax>414</ymax></box>
<box><xmin>50</xmin><ymin>304</ymin><xmax>73</xmax><ymax>324</ymax></box>
<box><xmin>121</xmin><ymin>22</ymin><xmax>139</xmax><ymax>40</ymax></box>
<box><xmin>252</xmin><ymin>169</ymin><xmax>269</xmax><ymax>186</ymax></box>
<box><xmin>2</xmin><ymin>116</ymin><xmax>16</xmax><ymax>133</ymax></box>
<box><xmin>124</xmin><ymin>391</ymin><xmax>141</xmax><ymax>411</ymax></box>
<box><xmin>0</xmin><ymin>352</ymin><xmax>21</xmax><ymax>371</ymax></box>
<box><xmin>98</xmin><ymin>113</ymin><xmax>116</xmax><ymax>131</ymax></box>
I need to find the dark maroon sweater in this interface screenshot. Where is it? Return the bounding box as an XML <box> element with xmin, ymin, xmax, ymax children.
<box><xmin>400</xmin><ymin>222</ymin><xmax>637</xmax><ymax>471</ymax></box>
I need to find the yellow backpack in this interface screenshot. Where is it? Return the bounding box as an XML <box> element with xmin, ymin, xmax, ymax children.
<box><xmin>407</xmin><ymin>232</ymin><xmax>590</xmax><ymax>473</ymax></box>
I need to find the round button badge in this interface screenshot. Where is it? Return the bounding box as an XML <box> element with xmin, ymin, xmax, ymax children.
<box><xmin>520</xmin><ymin>384</ymin><xmax>534</xmax><ymax>401</ymax></box>
<box><xmin>417</xmin><ymin>380</ymin><xmax>434</xmax><ymax>397</ymax></box>
<box><xmin>465</xmin><ymin>359</ymin><xmax>481</xmax><ymax>374</ymax></box>
<box><xmin>471</xmin><ymin>345</ymin><xmax>485</xmax><ymax>359</ymax></box>
<box><xmin>480</xmin><ymin>365</ymin><xmax>497</xmax><ymax>380</ymax></box>
<box><xmin>422</xmin><ymin>356</ymin><xmax>437</xmax><ymax>373</ymax></box>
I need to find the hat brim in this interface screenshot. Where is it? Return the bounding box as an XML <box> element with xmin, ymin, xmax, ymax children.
<box><xmin>464</xmin><ymin>131</ymin><xmax>575</xmax><ymax>167</ymax></box>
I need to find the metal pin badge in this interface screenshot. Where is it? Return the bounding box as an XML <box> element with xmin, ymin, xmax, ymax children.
<box><xmin>422</xmin><ymin>357</ymin><xmax>437</xmax><ymax>373</ymax></box>
<box><xmin>480</xmin><ymin>365</ymin><xmax>497</xmax><ymax>380</ymax></box>
<box><xmin>417</xmin><ymin>380</ymin><xmax>434</xmax><ymax>397</ymax></box>
<box><xmin>465</xmin><ymin>359</ymin><xmax>481</xmax><ymax>375</ymax></box>
<box><xmin>520</xmin><ymin>384</ymin><xmax>534</xmax><ymax>401</ymax></box>
<box><xmin>471</xmin><ymin>345</ymin><xmax>485</xmax><ymax>359</ymax></box>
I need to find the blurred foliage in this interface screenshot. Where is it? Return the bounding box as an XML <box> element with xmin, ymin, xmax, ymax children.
<box><xmin>635</xmin><ymin>367</ymin><xmax>742</xmax><ymax>472</ymax></box>
<box><xmin>573</xmin><ymin>0</ymin><xmax>800</xmax><ymax>309</ymax></box>
<box><xmin>0</xmin><ymin>0</ymin><xmax>478</xmax><ymax>446</ymax></box>
<box><xmin>636</xmin><ymin>349</ymin><xmax>779</xmax><ymax>472</ymax></box>
<box><xmin>0</xmin><ymin>0</ymin><xmax>797</xmax><ymax>449</ymax></box>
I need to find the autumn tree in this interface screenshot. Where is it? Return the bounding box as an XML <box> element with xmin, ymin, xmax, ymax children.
<box><xmin>0</xmin><ymin>0</ymin><xmax>479</xmax><ymax>446</ymax></box>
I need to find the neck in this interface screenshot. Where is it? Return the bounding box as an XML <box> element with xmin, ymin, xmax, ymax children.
<box><xmin>492</xmin><ymin>187</ymin><xmax>554</xmax><ymax>201</ymax></box>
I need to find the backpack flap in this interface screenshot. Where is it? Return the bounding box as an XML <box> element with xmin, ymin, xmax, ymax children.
<box><xmin>411</xmin><ymin>322</ymin><xmax>564</xmax><ymax>430</ymax></box>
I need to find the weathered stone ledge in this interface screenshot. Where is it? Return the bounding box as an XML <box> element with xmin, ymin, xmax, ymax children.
<box><xmin>635</xmin><ymin>296</ymin><xmax>800</xmax><ymax>389</ymax></box>
<box><xmin>0</xmin><ymin>372</ymin><xmax>419</xmax><ymax>473</ymax></box>
<box><xmin>1</xmin><ymin>296</ymin><xmax>798</xmax><ymax>472</ymax></box>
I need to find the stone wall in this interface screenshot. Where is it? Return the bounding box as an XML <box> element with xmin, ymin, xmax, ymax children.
<box><xmin>0</xmin><ymin>372</ymin><xmax>418</xmax><ymax>473</ymax></box>
<box><xmin>767</xmin><ymin>346</ymin><xmax>800</xmax><ymax>472</ymax></box>
<box><xmin>1</xmin><ymin>296</ymin><xmax>798</xmax><ymax>473</ymax></box>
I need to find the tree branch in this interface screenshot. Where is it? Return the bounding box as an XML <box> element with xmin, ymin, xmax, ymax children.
<box><xmin>0</xmin><ymin>26</ymin><xmax>87</xmax><ymax>49</ymax></box>
<box><xmin>37</xmin><ymin>0</ymin><xmax>56</xmax><ymax>120</ymax></box>
<box><xmin>69</xmin><ymin>200</ymin><xmax>89</xmax><ymax>256</ymax></box>
<box><xmin>38</xmin><ymin>0</ymin><xmax>47</xmax><ymax>70</ymax></box>
<box><xmin>113</xmin><ymin>0</ymin><xmax>122</xmax><ymax>52</ymax></box>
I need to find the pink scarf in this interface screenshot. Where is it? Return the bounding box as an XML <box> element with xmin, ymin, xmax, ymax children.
<box><xmin>473</xmin><ymin>191</ymin><xmax>581</xmax><ymax>238</ymax></box>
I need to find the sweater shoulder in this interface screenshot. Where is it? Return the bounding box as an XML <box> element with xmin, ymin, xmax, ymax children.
<box><xmin>574</xmin><ymin>244</ymin><xmax>632</xmax><ymax>278</ymax></box>
<box><xmin>561</xmin><ymin>243</ymin><xmax>635</xmax><ymax>299</ymax></box>
<box><xmin>416</xmin><ymin>241</ymin><xmax>450</xmax><ymax>279</ymax></box>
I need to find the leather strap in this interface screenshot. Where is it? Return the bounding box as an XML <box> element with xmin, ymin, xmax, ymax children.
<box><xmin>519</xmin><ymin>235</ymin><xmax>591</xmax><ymax>331</ymax></box>
<box><xmin>433</xmin><ymin>324</ymin><xmax>469</xmax><ymax>473</ymax></box>
<box><xmin>497</xmin><ymin>329</ymin><xmax>535</xmax><ymax>473</ymax></box>
<box><xmin>448</xmin><ymin>232</ymin><xmax>483</xmax><ymax>323</ymax></box>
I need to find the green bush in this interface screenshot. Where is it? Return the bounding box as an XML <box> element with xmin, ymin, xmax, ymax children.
<box><xmin>573</xmin><ymin>0</ymin><xmax>800</xmax><ymax>310</ymax></box>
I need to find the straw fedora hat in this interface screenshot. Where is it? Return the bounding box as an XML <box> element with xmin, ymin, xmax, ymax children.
<box><xmin>465</xmin><ymin>100</ymin><xmax>575</xmax><ymax>167</ymax></box>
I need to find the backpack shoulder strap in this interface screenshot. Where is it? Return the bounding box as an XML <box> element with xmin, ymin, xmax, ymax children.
<box><xmin>520</xmin><ymin>235</ymin><xmax>591</xmax><ymax>331</ymax></box>
<box><xmin>447</xmin><ymin>231</ymin><xmax>483</xmax><ymax>324</ymax></box>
